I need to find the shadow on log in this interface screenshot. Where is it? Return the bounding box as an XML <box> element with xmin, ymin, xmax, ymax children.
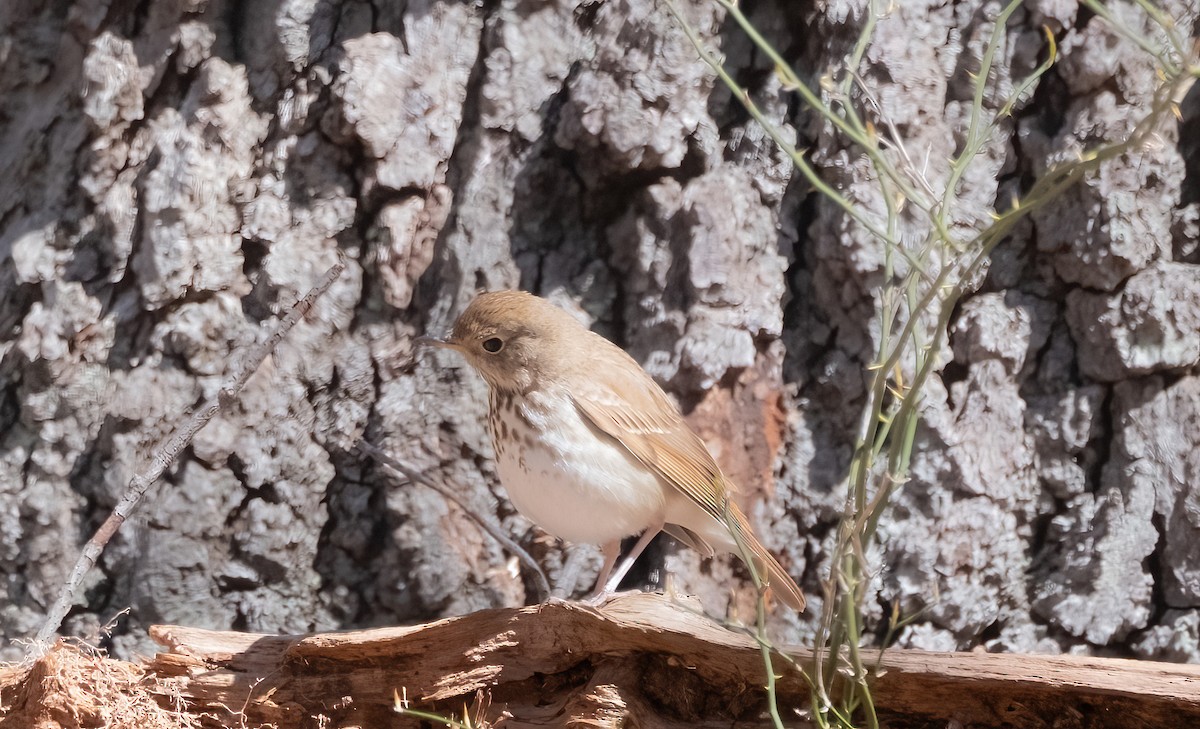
<box><xmin>3</xmin><ymin>593</ymin><xmax>1200</xmax><ymax>728</ymax></box>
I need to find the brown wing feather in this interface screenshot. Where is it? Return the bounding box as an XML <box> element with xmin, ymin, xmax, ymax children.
<box><xmin>727</xmin><ymin>501</ymin><xmax>807</xmax><ymax>611</ymax></box>
<box><xmin>568</xmin><ymin>345</ymin><xmax>734</xmax><ymax>525</ymax></box>
<box><xmin>568</xmin><ymin>339</ymin><xmax>806</xmax><ymax>611</ymax></box>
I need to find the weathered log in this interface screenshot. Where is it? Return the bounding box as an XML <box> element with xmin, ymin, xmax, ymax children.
<box><xmin>4</xmin><ymin>593</ymin><xmax>1198</xmax><ymax>728</ymax></box>
<box><xmin>136</xmin><ymin>593</ymin><xmax>1200</xmax><ymax>728</ymax></box>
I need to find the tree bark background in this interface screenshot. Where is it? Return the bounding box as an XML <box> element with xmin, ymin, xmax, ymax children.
<box><xmin>0</xmin><ymin>0</ymin><xmax>1197</xmax><ymax>663</ymax></box>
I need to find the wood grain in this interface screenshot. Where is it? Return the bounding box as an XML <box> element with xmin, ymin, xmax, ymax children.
<box><xmin>139</xmin><ymin>593</ymin><xmax>1200</xmax><ymax>728</ymax></box>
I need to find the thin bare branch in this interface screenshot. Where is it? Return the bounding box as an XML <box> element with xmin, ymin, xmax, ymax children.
<box><xmin>31</xmin><ymin>253</ymin><xmax>348</xmax><ymax>650</ymax></box>
<box><xmin>355</xmin><ymin>439</ymin><xmax>551</xmax><ymax>602</ymax></box>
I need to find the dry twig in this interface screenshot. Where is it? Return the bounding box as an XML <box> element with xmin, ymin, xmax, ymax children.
<box><xmin>355</xmin><ymin>439</ymin><xmax>551</xmax><ymax>601</ymax></box>
<box><xmin>31</xmin><ymin>254</ymin><xmax>347</xmax><ymax>650</ymax></box>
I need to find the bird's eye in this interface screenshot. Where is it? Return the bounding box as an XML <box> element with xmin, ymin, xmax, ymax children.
<box><xmin>482</xmin><ymin>337</ymin><xmax>504</xmax><ymax>353</ymax></box>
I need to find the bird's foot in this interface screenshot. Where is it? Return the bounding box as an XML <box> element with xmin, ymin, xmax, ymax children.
<box><xmin>583</xmin><ymin>588</ymin><xmax>657</xmax><ymax>608</ymax></box>
<box><xmin>582</xmin><ymin>589</ymin><xmax>612</xmax><ymax>607</ymax></box>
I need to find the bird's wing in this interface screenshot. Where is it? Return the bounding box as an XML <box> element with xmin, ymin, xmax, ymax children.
<box><xmin>568</xmin><ymin>348</ymin><xmax>734</xmax><ymax>525</ymax></box>
<box><xmin>569</xmin><ymin>343</ymin><xmax>806</xmax><ymax>612</ymax></box>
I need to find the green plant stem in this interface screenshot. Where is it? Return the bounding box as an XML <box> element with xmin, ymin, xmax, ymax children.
<box><xmin>395</xmin><ymin>707</ymin><xmax>474</xmax><ymax>729</ymax></box>
<box><xmin>758</xmin><ymin>586</ymin><xmax>787</xmax><ymax>729</ymax></box>
<box><xmin>938</xmin><ymin>0</ymin><xmax>1023</xmax><ymax>228</ymax></box>
<box><xmin>664</xmin><ymin>1</ymin><xmax>886</xmax><ymax>243</ymax></box>
<box><xmin>667</xmin><ymin>2</ymin><xmax>1198</xmax><ymax>728</ymax></box>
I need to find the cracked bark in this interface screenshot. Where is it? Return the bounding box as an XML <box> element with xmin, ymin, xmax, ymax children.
<box><xmin>1</xmin><ymin>0</ymin><xmax>1198</xmax><ymax>667</ymax></box>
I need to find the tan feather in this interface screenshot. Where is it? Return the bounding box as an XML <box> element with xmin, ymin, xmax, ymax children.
<box><xmin>570</xmin><ymin>338</ymin><xmax>806</xmax><ymax>611</ymax></box>
<box><xmin>436</xmin><ymin>290</ymin><xmax>805</xmax><ymax>611</ymax></box>
<box><xmin>725</xmin><ymin>500</ymin><xmax>807</xmax><ymax>611</ymax></box>
<box><xmin>569</xmin><ymin>343</ymin><xmax>732</xmax><ymax>521</ymax></box>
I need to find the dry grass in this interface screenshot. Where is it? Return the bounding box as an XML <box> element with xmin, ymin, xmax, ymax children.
<box><xmin>0</xmin><ymin>641</ymin><xmax>201</xmax><ymax>729</ymax></box>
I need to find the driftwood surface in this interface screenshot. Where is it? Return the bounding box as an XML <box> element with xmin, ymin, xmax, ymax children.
<box><xmin>132</xmin><ymin>593</ymin><xmax>1200</xmax><ymax>728</ymax></box>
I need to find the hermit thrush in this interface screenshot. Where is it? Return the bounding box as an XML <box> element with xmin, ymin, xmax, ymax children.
<box><xmin>421</xmin><ymin>290</ymin><xmax>805</xmax><ymax>610</ymax></box>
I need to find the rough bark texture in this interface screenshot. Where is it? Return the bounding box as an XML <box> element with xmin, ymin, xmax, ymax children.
<box><xmin>1</xmin><ymin>0</ymin><xmax>1198</xmax><ymax>668</ymax></box>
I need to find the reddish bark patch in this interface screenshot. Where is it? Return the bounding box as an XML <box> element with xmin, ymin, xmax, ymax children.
<box><xmin>684</xmin><ymin>359</ymin><xmax>787</xmax><ymax>504</ymax></box>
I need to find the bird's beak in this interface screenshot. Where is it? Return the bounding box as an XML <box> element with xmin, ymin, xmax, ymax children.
<box><xmin>415</xmin><ymin>334</ymin><xmax>458</xmax><ymax>351</ymax></box>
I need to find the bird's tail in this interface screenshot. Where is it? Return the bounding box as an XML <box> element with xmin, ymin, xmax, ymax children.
<box><xmin>727</xmin><ymin>504</ymin><xmax>806</xmax><ymax>612</ymax></box>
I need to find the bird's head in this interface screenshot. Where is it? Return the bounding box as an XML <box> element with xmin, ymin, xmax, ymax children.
<box><xmin>419</xmin><ymin>290</ymin><xmax>582</xmax><ymax>393</ymax></box>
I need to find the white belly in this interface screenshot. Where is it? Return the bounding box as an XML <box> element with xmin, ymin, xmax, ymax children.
<box><xmin>490</xmin><ymin>387</ymin><xmax>666</xmax><ymax>544</ymax></box>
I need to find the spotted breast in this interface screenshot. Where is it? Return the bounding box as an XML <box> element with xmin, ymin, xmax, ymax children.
<box><xmin>486</xmin><ymin>384</ymin><xmax>668</xmax><ymax>545</ymax></box>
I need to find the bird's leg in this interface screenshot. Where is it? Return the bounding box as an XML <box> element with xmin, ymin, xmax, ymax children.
<box><xmin>590</xmin><ymin>541</ymin><xmax>621</xmax><ymax>598</ymax></box>
<box><xmin>584</xmin><ymin>541</ymin><xmax>622</xmax><ymax>604</ymax></box>
<box><xmin>585</xmin><ymin>522</ymin><xmax>664</xmax><ymax>604</ymax></box>
<box><xmin>602</xmin><ymin>522</ymin><xmax>664</xmax><ymax>595</ymax></box>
